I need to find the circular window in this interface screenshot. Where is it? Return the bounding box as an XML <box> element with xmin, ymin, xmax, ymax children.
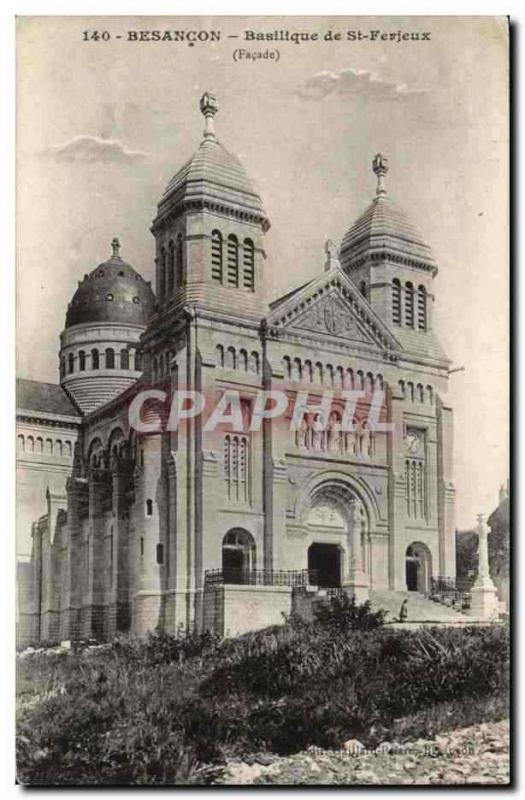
<box><xmin>106</xmin><ymin>293</ymin><xmax>113</xmax><ymax>301</ymax></box>
<box><xmin>133</xmin><ymin>296</ymin><xmax>141</xmax><ymax>304</ymax></box>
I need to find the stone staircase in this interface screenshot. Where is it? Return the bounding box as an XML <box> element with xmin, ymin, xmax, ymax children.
<box><xmin>369</xmin><ymin>589</ymin><xmax>480</xmax><ymax>625</ymax></box>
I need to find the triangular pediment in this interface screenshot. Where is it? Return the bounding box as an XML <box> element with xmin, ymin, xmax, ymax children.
<box><xmin>267</xmin><ymin>267</ymin><xmax>401</xmax><ymax>353</ymax></box>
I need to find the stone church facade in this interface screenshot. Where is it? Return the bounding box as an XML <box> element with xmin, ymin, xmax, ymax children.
<box><xmin>17</xmin><ymin>93</ymin><xmax>455</xmax><ymax>644</ymax></box>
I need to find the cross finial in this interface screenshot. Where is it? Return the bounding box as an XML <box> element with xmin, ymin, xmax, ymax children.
<box><xmin>372</xmin><ymin>153</ymin><xmax>389</xmax><ymax>195</ymax></box>
<box><xmin>111</xmin><ymin>237</ymin><xmax>121</xmax><ymax>258</ymax></box>
<box><xmin>324</xmin><ymin>239</ymin><xmax>340</xmax><ymax>272</ymax></box>
<box><xmin>200</xmin><ymin>92</ymin><xmax>219</xmax><ymax>138</ymax></box>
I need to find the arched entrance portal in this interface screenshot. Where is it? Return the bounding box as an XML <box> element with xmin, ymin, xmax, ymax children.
<box><xmin>222</xmin><ymin>528</ymin><xmax>256</xmax><ymax>584</ymax></box>
<box><xmin>405</xmin><ymin>543</ymin><xmax>432</xmax><ymax>593</ymax></box>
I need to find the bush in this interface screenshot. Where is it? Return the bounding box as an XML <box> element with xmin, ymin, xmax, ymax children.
<box><xmin>312</xmin><ymin>594</ymin><xmax>387</xmax><ymax>632</ymax></box>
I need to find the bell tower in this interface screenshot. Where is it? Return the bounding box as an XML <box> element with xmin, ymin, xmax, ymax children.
<box><xmin>150</xmin><ymin>93</ymin><xmax>271</xmax><ymax>320</ymax></box>
<box><xmin>339</xmin><ymin>154</ymin><xmax>438</xmax><ymax>335</ymax></box>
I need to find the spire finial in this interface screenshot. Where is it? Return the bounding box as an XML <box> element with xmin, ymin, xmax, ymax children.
<box><xmin>200</xmin><ymin>92</ymin><xmax>219</xmax><ymax>138</ymax></box>
<box><xmin>324</xmin><ymin>239</ymin><xmax>340</xmax><ymax>272</ymax></box>
<box><xmin>111</xmin><ymin>237</ymin><xmax>121</xmax><ymax>258</ymax></box>
<box><xmin>372</xmin><ymin>153</ymin><xmax>389</xmax><ymax>195</ymax></box>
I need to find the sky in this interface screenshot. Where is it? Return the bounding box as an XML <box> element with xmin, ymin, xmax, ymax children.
<box><xmin>16</xmin><ymin>15</ymin><xmax>509</xmax><ymax>529</ymax></box>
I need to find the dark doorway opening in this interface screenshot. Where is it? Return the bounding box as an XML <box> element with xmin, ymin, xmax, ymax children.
<box><xmin>222</xmin><ymin>547</ymin><xmax>244</xmax><ymax>584</ymax></box>
<box><xmin>406</xmin><ymin>559</ymin><xmax>418</xmax><ymax>591</ymax></box>
<box><xmin>308</xmin><ymin>543</ymin><xmax>341</xmax><ymax>588</ymax></box>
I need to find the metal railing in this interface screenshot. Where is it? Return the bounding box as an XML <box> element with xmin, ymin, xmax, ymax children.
<box><xmin>204</xmin><ymin>568</ymin><xmax>319</xmax><ymax>588</ymax></box>
<box><xmin>430</xmin><ymin>576</ymin><xmax>471</xmax><ymax>610</ymax></box>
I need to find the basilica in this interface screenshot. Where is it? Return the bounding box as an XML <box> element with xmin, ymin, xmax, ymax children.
<box><xmin>16</xmin><ymin>93</ymin><xmax>456</xmax><ymax>644</ymax></box>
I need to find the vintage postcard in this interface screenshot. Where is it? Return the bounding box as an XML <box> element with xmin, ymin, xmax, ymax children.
<box><xmin>16</xmin><ymin>15</ymin><xmax>509</xmax><ymax>786</ymax></box>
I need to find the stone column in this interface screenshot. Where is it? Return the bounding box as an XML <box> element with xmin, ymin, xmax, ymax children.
<box><xmin>469</xmin><ymin>513</ymin><xmax>499</xmax><ymax>620</ymax></box>
<box><xmin>343</xmin><ymin>499</ymin><xmax>370</xmax><ymax>602</ymax></box>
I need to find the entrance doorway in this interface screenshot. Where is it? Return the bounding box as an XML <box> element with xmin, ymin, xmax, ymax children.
<box><xmin>308</xmin><ymin>543</ymin><xmax>341</xmax><ymax>588</ymax></box>
<box><xmin>222</xmin><ymin>528</ymin><xmax>255</xmax><ymax>584</ymax></box>
<box><xmin>405</xmin><ymin>543</ymin><xmax>432</xmax><ymax>593</ymax></box>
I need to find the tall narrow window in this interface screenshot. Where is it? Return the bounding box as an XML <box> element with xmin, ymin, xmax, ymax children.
<box><xmin>211</xmin><ymin>229</ymin><xmax>223</xmax><ymax>283</ymax></box>
<box><xmin>243</xmin><ymin>238</ymin><xmax>255</xmax><ymax>291</ymax></box>
<box><xmin>159</xmin><ymin>247</ymin><xmax>166</xmax><ymax>298</ymax></box>
<box><xmin>417</xmin><ymin>285</ymin><xmax>427</xmax><ymax>330</ymax></box>
<box><xmin>105</xmin><ymin>348</ymin><xmax>115</xmax><ymax>369</ymax></box>
<box><xmin>227</xmin><ymin>234</ymin><xmax>239</xmax><ymax>287</ymax></box>
<box><xmin>359</xmin><ymin>280</ymin><xmax>367</xmax><ymax>299</ymax></box>
<box><xmin>60</xmin><ymin>357</ymin><xmax>65</xmax><ymax>379</ymax></box>
<box><xmin>120</xmin><ymin>349</ymin><xmax>129</xmax><ymax>370</ymax></box>
<box><xmin>146</xmin><ymin>499</ymin><xmax>153</xmax><ymax>517</ymax></box>
<box><xmin>392</xmin><ymin>279</ymin><xmax>401</xmax><ymax>324</ymax></box>
<box><xmin>156</xmin><ymin>543</ymin><xmax>164</xmax><ymax>565</ymax></box>
<box><xmin>78</xmin><ymin>350</ymin><xmax>86</xmax><ymax>371</ymax></box>
<box><xmin>134</xmin><ymin>350</ymin><xmax>142</xmax><ymax>371</ymax></box>
<box><xmin>405</xmin><ymin>282</ymin><xmax>414</xmax><ymax>328</ymax></box>
<box><xmin>167</xmin><ymin>240</ymin><xmax>174</xmax><ymax>295</ymax></box>
<box><xmin>176</xmin><ymin>234</ymin><xmax>184</xmax><ymax>285</ymax></box>
<box><xmin>68</xmin><ymin>353</ymin><xmax>74</xmax><ymax>374</ymax></box>
<box><xmin>91</xmin><ymin>348</ymin><xmax>99</xmax><ymax>370</ymax></box>
<box><xmin>224</xmin><ymin>434</ymin><xmax>249</xmax><ymax>503</ymax></box>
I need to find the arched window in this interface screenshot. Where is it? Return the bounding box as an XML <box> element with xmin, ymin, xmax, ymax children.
<box><xmin>345</xmin><ymin>368</ymin><xmax>354</xmax><ymax>389</ymax></box>
<box><xmin>36</xmin><ymin>437</ymin><xmax>43</xmax><ymax>453</ymax></box>
<box><xmin>91</xmin><ymin>348</ymin><xmax>99</xmax><ymax>370</ymax></box>
<box><xmin>17</xmin><ymin>434</ymin><xmax>24</xmax><ymax>452</ymax></box>
<box><xmin>222</xmin><ymin>528</ymin><xmax>256</xmax><ymax>582</ymax></box>
<box><xmin>146</xmin><ymin>499</ymin><xmax>153</xmax><ymax>517</ymax></box>
<box><xmin>120</xmin><ymin>349</ymin><xmax>129</xmax><ymax>370</ymax></box>
<box><xmin>68</xmin><ymin>353</ymin><xmax>74</xmax><ymax>374</ymax></box>
<box><xmin>405</xmin><ymin>282</ymin><xmax>415</xmax><ymax>328</ymax></box>
<box><xmin>283</xmin><ymin>355</ymin><xmax>291</xmax><ymax>379</ymax></box>
<box><xmin>392</xmin><ymin>279</ymin><xmax>402</xmax><ymax>325</ymax></box>
<box><xmin>60</xmin><ymin>357</ymin><xmax>65</xmax><ymax>379</ymax></box>
<box><xmin>293</xmin><ymin>357</ymin><xmax>302</xmax><ymax>382</ymax></box>
<box><xmin>399</xmin><ymin>379</ymin><xmax>406</xmax><ymax>398</ymax></box>
<box><xmin>45</xmin><ymin>438</ymin><xmax>53</xmax><ymax>455</ymax></box>
<box><xmin>156</xmin><ymin>543</ymin><xmax>164</xmax><ymax>565</ymax></box>
<box><xmin>211</xmin><ymin>229</ymin><xmax>223</xmax><ymax>284</ymax></box>
<box><xmin>359</xmin><ymin>280</ymin><xmax>367</xmax><ymax>299</ymax></box>
<box><xmin>64</xmin><ymin>441</ymin><xmax>72</xmax><ymax>456</ymax></box>
<box><xmin>167</xmin><ymin>240</ymin><xmax>174</xmax><ymax>295</ymax></box>
<box><xmin>227</xmin><ymin>234</ymin><xmax>239</xmax><ymax>287</ymax></box>
<box><xmin>78</xmin><ymin>350</ymin><xmax>86</xmax><ymax>371</ymax></box>
<box><xmin>216</xmin><ymin>344</ymin><xmax>225</xmax><ymax>367</ymax></box>
<box><xmin>159</xmin><ymin>246</ymin><xmax>166</xmax><ymax>298</ymax></box>
<box><xmin>56</xmin><ymin>439</ymin><xmax>62</xmax><ymax>456</ymax></box>
<box><xmin>417</xmin><ymin>285</ymin><xmax>427</xmax><ymax>330</ymax></box>
<box><xmin>26</xmin><ymin>436</ymin><xmax>34</xmax><ymax>453</ymax></box>
<box><xmin>134</xmin><ymin>350</ymin><xmax>142</xmax><ymax>371</ymax></box>
<box><xmin>243</xmin><ymin>238</ymin><xmax>255</xmax><ymax>291</ymax></box>
<box><xmin>326</xmin><ymin>364</ymin><xmax>334</xmax><ymax>386</ymax></box>
<box><xmin>250</xmin><ymin>351</ymin><xmax>259</xmax><ymax>374</ymax></box>
<box><xmin>315</xmin><ymin>362</ymin><xmax>324</xmax><ymax>384</ymax></box>
<box><xmin>239</xmin><ymin>349</ymin><xmax>249</xmax><ymax>371</ymax></box>
<box><xmin>224</xmin><ymin>435</ymin><xmax>249</xmax><ymax>502</ymax></box>
<box><xmin>176</xmin><ymin>234</ymin><xmax>184</xmax><ymax>285</ymax></box>
<box><xmin>105</xmin><ymin>348</ymin><xmax>115</xmax><ymax>369</ymax></box>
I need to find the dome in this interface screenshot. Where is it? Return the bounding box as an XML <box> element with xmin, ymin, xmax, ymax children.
<box><xmin>156</xmin><ymin>93</ymin><xmax>269</xmax><ymax>230</ymax></box>
<box><xmin>340</xmin><ymin>154</ymin><xmax>437</xmax><ymax>272</ymax></box>
<box><xmin>65</xmin><ymin>239</ymin><xmax>156</xmax><ymax>329</ymax></box>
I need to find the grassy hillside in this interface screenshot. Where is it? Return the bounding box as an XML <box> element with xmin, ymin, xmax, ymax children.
<box><xmin>17</xmin><ymin>598</ymin><xmax>509</xmax><ymax>785</ymax></box>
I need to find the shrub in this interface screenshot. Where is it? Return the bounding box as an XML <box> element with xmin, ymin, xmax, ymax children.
<box><xmin>312</xmin><ymin>594</ymin><xmax>387</xmax><ymax>632</ymax></box>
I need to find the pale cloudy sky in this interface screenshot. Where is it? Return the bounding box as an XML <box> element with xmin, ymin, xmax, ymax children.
<box><xmin>17</xmin><ymin>16</ymin><xmax>509</xmax><ymax>528</ymax></box>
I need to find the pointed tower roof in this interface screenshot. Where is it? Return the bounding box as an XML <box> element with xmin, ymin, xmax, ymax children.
<box><xmin>155</xmin><ymin>93</ymin><xmax>270</xmax><ymax>230</ymax></box>
<box><xmin>340</xmin><ymin>154</ymin><xmax>437</xmax><ymax>274</ymax></box>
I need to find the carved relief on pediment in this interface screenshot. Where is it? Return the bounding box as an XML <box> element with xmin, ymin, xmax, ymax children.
<box><xmin>291</xmin><ymin>293</ymin><xmax>368</xmax><ymax>341</ymax></box>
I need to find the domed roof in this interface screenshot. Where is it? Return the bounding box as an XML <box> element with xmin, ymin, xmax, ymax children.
<box><xmin>65</xmin><ymin>239</ymin><xmax>156</xmax><ymax>329</ymax></box>
<box><xmin>156</xmin><ymin>93</ymin><xmax>269</xmax><ymax>230</ymax></box>
<box><xmin>340</xmin><ymin>154</ymin><xmax>437</xmax><ymax>272</ymax></box>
